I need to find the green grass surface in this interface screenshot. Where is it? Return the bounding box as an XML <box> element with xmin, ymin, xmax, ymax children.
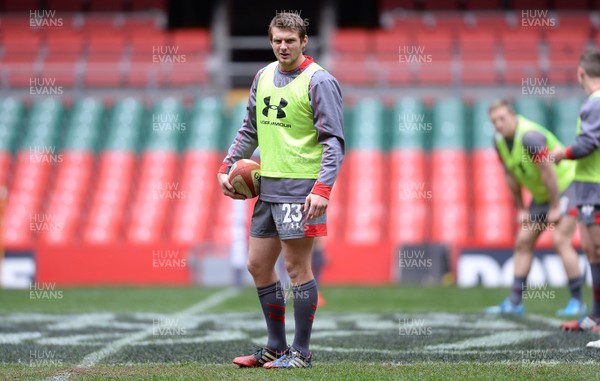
<box><xmin>4</xmin><ymin>363</ymin><xmax>600</xmax><ymax>381</ymax></box>
<box><xmin>0</xmin><ymin>286</ymin><xmax>216</xmax><ymax>313</ymax></box>
<box><xmin>2</xmin><ymin>285</ymin><xmax>600</xmax><ymax>380</ymax></box>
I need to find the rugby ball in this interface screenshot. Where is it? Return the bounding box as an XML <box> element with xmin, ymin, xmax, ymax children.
<box><xmin>228</xmin><ymin>159</ymin><xmax>261</xmax><ymax>199</ymax></box>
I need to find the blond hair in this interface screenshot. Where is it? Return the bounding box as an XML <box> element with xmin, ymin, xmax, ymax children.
<box><xmin>268</xmin><ymin>11</ymin><xmax>307</xmax><ymax>41</ymax></box>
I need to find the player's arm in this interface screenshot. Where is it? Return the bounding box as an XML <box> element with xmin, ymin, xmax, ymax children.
<box><xmin>523</xmin><ymin>131</ymin><xmax>560</xmax><ymax>223</ymax></box>
<box><xmin>217</xmin><ymin>70</ymin><xmax>263</xmax><ymax>199</ymax></box>
<box><xmin>504</xmin><ymin>170</ymin><xmax>528</xmax><ymax>223</ymax></box>
<box><xmin>553</xmin><ymin>100</ymin><xmax>600</xmax><ymax>162</ymax></box>
<box><xmin>304</xmin><ymin>74</ymin><xmax>345</xmax><ymax>220</ymax></box>
<box><xmin>495</xmin><ymin>144</ymin><xmax>527</xmax><ymax>222</ymax></box>
<box><xmin>565</xmin><ymin>101</ymin><xmax>600</xmax><ymax>159</ymax></box>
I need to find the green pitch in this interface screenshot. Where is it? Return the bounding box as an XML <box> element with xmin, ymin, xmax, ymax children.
<box><xmin>1</xmin><ymin>285</ymin><xmax>600</xmax><ymax>380</ymax></box>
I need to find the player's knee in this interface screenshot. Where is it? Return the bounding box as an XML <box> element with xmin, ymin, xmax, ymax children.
<box><xmin>551</xmin><ymin>229</ymin><xmax>570</xmax><ymax>248</ymax></box>
<box><xmin>247</xmin><ymin>259</ymin><xmax>265</xmax><ymax>278</ymax></box>
<box><xmin>515</xmin><ymin>236</ymin><xmax>535</xmax><ymax>254</ymax></box>
<box><xmin>285</xmin><ymin>262</ymin><xmax>310</xmax><ymax>282</ymax></box>
<box><xmin>284</xmin><ymin>261</ymin><xmax>298</xmax><ymax>279</ymax></box>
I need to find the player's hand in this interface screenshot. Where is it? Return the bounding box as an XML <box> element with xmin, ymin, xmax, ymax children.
<box><xmin>304</xmin><ymin>193</ymin><xmax>328</xmax><ymax>221</ymax></box>
<box><xmin>547</xmin><ymin>206</ymin><xmax>561</xmax><ymax>225</ymax></box>
<box><xmin>517</xmin><ymin>208</ymin><xmax>529</xmax><ymax>224</ymax></box>
<box><xmin>217</xmin><ymin>173</ymin><xmax>246</xmax><ymax>200</ymax></box>
<box><xmin>551</xmin><ymin>148</ymin><xmax>566</xmax><ymax>164</ymax></box>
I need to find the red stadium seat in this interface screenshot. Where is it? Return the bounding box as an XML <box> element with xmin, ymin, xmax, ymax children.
<box><xmin>377</xmin><ymin>60</ymin><xmax>413</xmax><ymax>86</ymax></box>
<box><xmin>41</xmin><ymin>60</ymin><xmax>78</xmax><ymax>88</ymax></box>
<box><xmin>415</xmin><ymin>61</ymin><xmax>454</xmax><ymax>85</ymax></box>
<box><xmin>501</xmin><ymin>29</ymin><xmax>540</xmax><ymax>62</ymax></box>
<box><xmin>120</xmin><ymin>17</ymin><xmax>161</xmax><ymax>36</ymax></box>
<box><xmin>379</xmin><ymin>0</ymin><xmax>416</xmax><ymax>11</ymax></box>
<box><xmin>326</xmin><ymin>165</ymin><xmax>347</xmax><ymax>240</ymax></box>
<box><xmin>84</xmin><ymin>62</ymin><xmax>123</xmax><ymax>87</ymax></box>
<box><xmin>84</xmin><ymin>35</ymin><xmax>125</xmax><ymax>87</ymax></box>
<box><xmin>87</xmin><ymin>33</ymin><xmax>126</xmax><ymax>55</ymax></box>
<box><xmin>461</xmin><ymin>61</ymin><xmax>498</xmax><ymax>85</ymax></box>
<box><xmin>332</xmin><ymin>29</ymin><xmax>371</xmax><ymax>56</ymax></box>
<box><xmin>471</xmin><ymin>150</ymin><xmax>515</xmax><ymax>246</ymax></box>
<box><xmin>546</xmin><ymin>56</ymin><xmax>578</xmax><ymax>85</ymax></box>
<box><xmin>89</xmin><ymin>0</ymin><xmax>125</xmax><ymax>12</ymax></box>
<box><xmin>4</xmin><ymin>0</ymin><xmax>38</xmax><ymax>11</ymax></box>
<box><xmin>503</xmin><ymin>61</ymin><xmax>541</xmax><ymax>85</ymax></box>
<box><xmin>511</xmin><ymin>0</ymin><xmax>550</xmax><ymax>9</ymax></box>
<box><xmin>554</xmin><ymin>0</ymin><xmax>589</xmax><ymax>9</ymax></box>
<box><xmin>171</xmin><ymin>29</ymin><xmax>211</xmax><ymax>54</ymax></box>
<box><xmin>472</xmin><ymin>150</ymin><xmax>512</xmax><ymax>205</ymax></box>
<box><xmin>131</xmin><ymin>0</ymin><xmax>167</xmax><ymax>11</ymax></box>
<box><xmin>45</xmin><ymin>32</ymin><xmax>84</xmax><ymax>55</ymax></box>
<box><xmin>546</xmin><ymin>29</ymin><xmax>589</xmax><ymax>62</ymax></box>
<box><xmin>3</xmin><ymin>59</ymin><xmax>38</xmax><ymax>88</ymax></box>
<box><xmin>415</xmin><ymin>30</ymin><xmax>453</xmax><ymax>56</ymax></box>
<box><xmin>373</xmin><ymin>30</ymin><xmax>412</xmax><ymax>57</ymax></box>
<box><xmin>82</xmin><ymin>152</ymin><xmax>135</xmax><ymax>244</ymax></box>
<box><xmin>470</xmin><ymin>14</ymin><xmax>510</xmax><ymax>32</ymax></box>
<box><xmin>428</xmin><ymin>14</ymin><xmax>469</xmax><ymax>33</ymax></box>
<box><xmin>4</xmin><ymin>151</ymin><xmax>53</xmax><ymax>250</ymax></box>
<box><xmin>458</xmin><ymin>30</ymin><xmax>497</xmax><ymax>61</ymax></box>
<box><xmin>554</xmin><ymin>13</ymin><xmax>592</xmax><ymax>30</ymax></box>
<box><xmin>126</xmin><ymin>152</ymin><xmax>177</xmax><ymax>244</ymax></box>
<box><xmin>331</xmin><ymin>59</ymin><xmax>376</xmax><ymax>86</ymax></box>
<box><xmin>0</xmin><ymin>152</ymin><xmax>11</xmax><ymax>187</ymax></box>
<box><xmin>464</xmin><ymin>0</ymin><xmax>502</xmax><ymax>9</ymax></box>
<box><xmin>422</xmin><ymin>0</ymin><xmax>459</xmax><ymax>10</ymax></box>
<box><xmin>40</xmin><ymin>152</ymin><xmax>93</xmax><ymax>245</ymax></box>
<box><xmin>47</xmin><ymin>0</ymin><xmax>85</xmax><ymax>11</ymax></box>
<box><xmin>1</xmin><ymin>33</ymin><xmax>42</xmax><ymax>87</ymax></box>
<box><xmin>164</xmin><ymin>58</ymin><xmax>208</xmax><ymax>87</ymax></box>
<box><xmin>170</xmin><ymin>151</ymin><xmax>219</xmax><ymax>245</ymax></box>
<box><xmin>344</xmin><ymin>151</ymin><xmax>385</xmax><ymax>243</ymax></box>
<box><xmin>430</xmin><ymin>150</ymin><xmax>469</xmax><ymax>244</ymax></box>
<box><xmin>388</xmin><ymin>150</ymin><xmax>428</xmax><ymax>244</ymax></box>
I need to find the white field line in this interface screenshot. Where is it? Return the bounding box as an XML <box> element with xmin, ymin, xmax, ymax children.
<box><xmin>311</xmin><ymin>345</ymin><xmax>584</xmax><ymax>356</ymax></box>
<box><xmin>46</xmin><ymin>288</ymin><xmax>240</xmax><ymax>381</ymax></box>
<box><xmin>524</xmin><ymin>314</ymin><xmax>565</xmax><ymax>328</ymax></box>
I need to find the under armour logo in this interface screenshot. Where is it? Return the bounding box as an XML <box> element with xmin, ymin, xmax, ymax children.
<box><xmin>262</xmin><ymin>96</ymin><xmax>288</xmax><ymax>118</ymax></box>
<box><xmin>582</xmin><ymin>204</ymin><xmax>594</xmax><ymax>216</ymax></box>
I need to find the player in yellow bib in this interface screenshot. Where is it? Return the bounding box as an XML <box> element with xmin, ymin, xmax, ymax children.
<box><xmin>217</xmin><ymin>11</ymin><xmax>344</xmax><ymax>368</ymax></box>
<box><xmin>485</xmin><ymin>100</ymin><xmax>586</xmax><ymax>317</ymax></box>
<box><xmin>553</xmin><ymin>50</ymin><xmax>600</xmax><ymax>335</ymax></box>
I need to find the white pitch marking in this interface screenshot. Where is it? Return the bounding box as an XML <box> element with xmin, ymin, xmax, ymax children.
<box><xmin>0</xmin><ymin>332</ymin><xmax>42</xmax><ymax>344</ymax></box>
<box><xmin>136</xmin><ymin>330</ymin><xmax>247</xmax><ymax>345</ymax></box>
<box><xmin>311</xmin><ymin>345</ymin><xmax>583</xmax><ymax>356</ymax></box>
<box><xmin>523</xmin><ymin>314</ymin><xmax>564</xmax><ymax>328</ymax></box>
<box><xmin>424</xmin><ymin>330</ymin><xmax>552</xmax><ymax>350</ymax></box>
<box><xmin>46</xmin><ymin>288</ymin><xmax>240</xmax><ymax>381</ymax></box>
<box><xmin>37</xmin><ymin>333</ymin><xmax>125</xmax><ymax>346</ymax></box>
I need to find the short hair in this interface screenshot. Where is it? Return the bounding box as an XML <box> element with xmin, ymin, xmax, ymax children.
<box><xmin>580</xmin><ymin>49</ymin><xmax>600</xmax><ymax>78</ymax></box>
<box><xmin>268</xmin><ymin>11</ymin><xmax>307</xmax><ymax>41</ymax></box>
<box><xmin>488</xmin><ymin>99</ymin><xmax>516</xmax><ymax>115</ymax></box>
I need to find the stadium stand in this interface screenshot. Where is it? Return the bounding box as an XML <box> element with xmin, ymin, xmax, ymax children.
<box><xmin>331</xmin><ymin>11</ymin><xmax>596</xmax><ymax>87</ymax></box>
<box><xmin>0</xmin><ymin>5</ymin><xmax>594</xmax><ymax>283</ymax></box>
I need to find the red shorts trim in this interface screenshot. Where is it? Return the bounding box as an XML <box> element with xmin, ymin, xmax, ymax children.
<box><xmin>568</xmin><ymin>207</ymin><xmax>579</xmax><ymax>218</ymax></box>
<box><xmin>304</xmin><ymin>223</ymin><xmax>327</xmax><ymax>237</ymax></box>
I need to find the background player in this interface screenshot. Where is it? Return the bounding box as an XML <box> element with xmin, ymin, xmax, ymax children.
<box><xmin>217</xmin><ymin>11</ymin><xmax>345</xmax><ymax>368</ymax></box>
<box><xmin>485</xmin><ymin>100</ymin><xmax>586</xmax><ymax>316</ymax></box>
<box><xmin>553</xmin><ymin>49</ymin><xmax>600</xmax><ymax>333</ymax></box>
